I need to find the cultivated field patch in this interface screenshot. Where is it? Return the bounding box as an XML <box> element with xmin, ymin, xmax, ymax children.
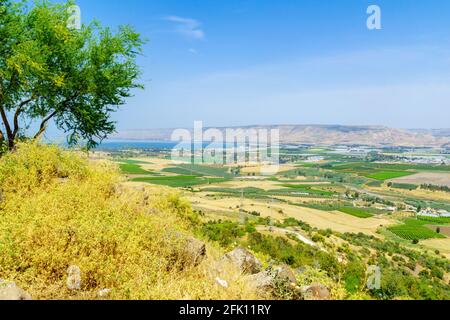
<box><xmin>389</xmin><ymin>172</ymin><xmax>450</xmax><ymax>187</ymax></box>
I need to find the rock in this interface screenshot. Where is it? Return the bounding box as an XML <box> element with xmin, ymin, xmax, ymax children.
<box><xmin>215</xmin><ymin>278</ymin><xmax>229</xmax><ymax>288</ymax></box>
<box><xmin>301</xmin><ymin>283</ymin><xmax>331</xmax><ymax>300</ymax></box>
<box><xmin>0</xmin><ymin>280</ymin><xmax>32</xmax><ymax>300</ymax></box>
<box><xmin>246</xmin><ymin>271</ymin><xmax>275</xmax><ymax>291</ymax></box>
<box><xmin>247</xmin><ymin>265</ymin><xmax>297</xmax><ymax>292</ymax></box>
<box><xmin>66</xmin><ymin>265</ymin><xmax>81</xmax><ymax>290</ymax></box>
<box><xmin>273</xmin><ymin>265</ymin><xmax>297</xmax><ymax>285</ymax></box>
<box><xmin>222</xmin><ymin>247</ymin><xmax>262</xmax><ymax>275</ymax></box>
<box><xmin>182</xmin><ymin>237</ymin><xmax>207</xmax><ymax>267</ymax></box>
<box><xmin>97</xmin><ymin>288</ymin><xmax>112</xmax><ymax>298</ymax></box>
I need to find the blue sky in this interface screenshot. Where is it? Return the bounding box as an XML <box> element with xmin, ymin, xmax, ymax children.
<box><xmin>67</xmin><ymin>1</ymin><xmax>450</xmax><ymax>130</ymax></box>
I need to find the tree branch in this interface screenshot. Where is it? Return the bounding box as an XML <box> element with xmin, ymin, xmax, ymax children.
<box><xmin>33</xmin><ymin>92</ymin><xmax>80</xmax><ymax>140</ymax></box>
<box><xmin>0</xmin><ymin>107</ymin><xmax>12</xmax><ymax>140</ymax></box>
<box><xmin>12</xmin><ymin>95</ymin><xmax>36</xmax><ymax>138</ymax></box>
<box><xmin>34</xmin><ymin>109</ymin><xmax>58</xmax><ymax>140</ymax></box>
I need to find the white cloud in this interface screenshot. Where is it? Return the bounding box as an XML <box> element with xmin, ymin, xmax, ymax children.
<box><xmin>163</xmin><ymin>15</ymin><xmax>205</xmax><ymax>40</ymax></box>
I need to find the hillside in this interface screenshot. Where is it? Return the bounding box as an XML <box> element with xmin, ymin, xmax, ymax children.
<box><xmin>112</xmin><ymin>125</ymin><xmax>450</xmax><ymax>147</ymax></box>
<box><xmin>1</xmin><ymin>143</ymin><xmax>449</xmax><ymax>300</ymax></box>
<box><xmin>0</xmin><ymin>143</ymin><xmax>259</xmax><ymax>300</ymax></box>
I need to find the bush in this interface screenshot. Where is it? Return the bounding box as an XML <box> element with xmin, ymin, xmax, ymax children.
<box><xmin>201</xmin><ymin>221</ymin><xmax>246</xmax><ymax>246</ymax></box>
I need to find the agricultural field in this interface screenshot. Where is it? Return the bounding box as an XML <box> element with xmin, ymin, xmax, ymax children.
<box><xmin>131</xmin><ymin>175</ymin><xmax>229</xmax><ymax>187</ymax></box>
<box><xmin>162</xmin><ymin>163</ymin><xmax>233</xmax><ymax>178</ymax></box>
<box><xmin>366</xmin><ymin>171</ymin><xmax>414</xmax><ymax>181</ymax></box>
<box><xmin>119</xmin><ymin>162</ymin><xmax>153</xmax><ymax>175</ymax></box>
<box><xmin>329</xmin><ymin>163</ymin><xmax>414</xmax><ymax>181</ymax></box>
<box><xmin>389</xmin><ymin>172</ymin><xmax>450</xmax><ymax>187</ymax></box>
<box><xmin>388</xmin><ymin>183</ymin><xmax>418</xmax><ymax>190</ymax></box>
<box><xmin>104</xmin><ymin>144</ymin><xmax>450</xmax><ymax>260</ymax></box>
<box><xmin>417</xmin><ymin>216</ymin><xmax>450</xmax><ymax>224</ymax></box>
<box><xmin>338</xmin><ymin>207</ymin><xmax>373</xmax><ymax>218</ymax></box>
<box><xmin>388</xmin><ymin>219</ymin><xmax>446</xmax><ymax>241</ymax></box>
<box><xmin>329</xmin><ymin>162</ymin><xmax>450</xmax><ymax>181</ymax></box>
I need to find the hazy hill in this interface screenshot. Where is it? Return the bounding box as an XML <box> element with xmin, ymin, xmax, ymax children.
<box><xmin>111</xmin><ymin>125</ymin><xmax>450</xmax><ymax>147</ymax></box>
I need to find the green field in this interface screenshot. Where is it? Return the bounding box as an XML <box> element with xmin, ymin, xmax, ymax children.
<box><xmin>417</xmin><ymin>216</ymin><xmax>450</xmax><ymax>225</ymax></box>
<box><xmin>162</xmin><ymin>167</ymin><xmax>204</xmax><ymax>176</ymax></box>
<box><xmin>388</xmin><ymin>219</ymin><xmax>446</xmax><ymax>240</ymax></box>
<box><xmin>366</xmin><ymin>171</ymin><xmax>415</xmax><ymax>181</ymax></box>
<box><xmin>116</xmin><ymin>159</ymin><xmax>152</xmax><ymax>165</ymax></box>
<box><xmin>280</xmin><ymin>184</ymin><xmax>336</xmax><ymax>196</ymax></box>
<box><xmin>295</xmin><ymin>162</ymin><xmax>321</xmax><ymax>168</ymax></box>
<box><xmin>331</xmin><ymin>162</ymin><xmax>450</xmax><ymax>172</ymax></box>
<box><xmin>389</xmin><ymin>183</ymin><xmax>418</xmax><ymax>190</ymax></box>
<box><xmin>131</xmin><ymin>175</ymin><xmax>229</xmax><ymax>187</ymax></box>
<box><xmin>119</xmin><ymin>163</ymin><xmax>152</xmax><ymax>175</ymax></box>
<box><xmin>328</xmin><ymin>161</ymin><xmax>450</xmax><ymax>181</ymax></box>
<box><xmin>338</xmin><ymin>207</ymin><xmax>373</xmax><ymax>218</ymax></box>
<box><xmin>163</xmin><ymin>164</ymin><xmax>232</xmax><ymax>178</ymax></box>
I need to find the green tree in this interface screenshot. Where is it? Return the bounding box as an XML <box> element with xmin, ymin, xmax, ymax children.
<box><xmin>0</xmin><ymin>0</ymin><xmax>144</xmax><ymax>150</ymax></box>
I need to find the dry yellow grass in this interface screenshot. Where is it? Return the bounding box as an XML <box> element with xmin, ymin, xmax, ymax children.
<box><xmin>0</xmin><ymin>143</ymin><xmax>258</xmax><ymax>300</ymax></box>
<box><xmin>421</xmin><ymin>239</ymin><xmax>450</xmax><ymax>259</ymax></box>
<box><xmin>373</xmin><ymin>185</ymin><xmax>450</xmax><ymax>202</ymax></box>
<box><xmin>389</xmin><ymin>172</ymin><xmax>450</xmax><ymax>187</ymax></box>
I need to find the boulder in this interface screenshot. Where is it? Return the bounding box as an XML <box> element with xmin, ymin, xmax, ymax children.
<box><xmin>301</xmin><ymin>283</ymin><xmax>331</xmax><ymax>300</ymax></box>
<box><xmin>0</xmin><ymin>280</ymin><xmax>32</xmax><ymax>300</ymax></box>
<box><xmin>273</xmin><ymin>265</ymin><xmax>297</xmax><ymax>285</ymax></box>
<box><xmin>222</xmin><ymin>248</ymin><xmax>262</xmax><ymax>275</ymax></box>
<box><xmin>182</xmin><ymin>237</ymin><xmax>207</xmax><ymax>267</ymax></box>
<box><xmin>66</xmin><ymin>265</ymin><xmax>81</xmax><ymax>290</ymax></box>
<box><xmin>247</xmin><ymin>265</ymin><xmax>297</xmax><ymax>292</ymax></box>
<box><xmin>246</xmin><ymin>271</ymin><xmax>274</xmax><ymax>291</ymax></box>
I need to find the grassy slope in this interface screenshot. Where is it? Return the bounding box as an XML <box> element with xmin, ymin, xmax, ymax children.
<box><xmin>0</xmin><ymin>143</ymin><xmax>256</xmax><ymax>300</ymax></box>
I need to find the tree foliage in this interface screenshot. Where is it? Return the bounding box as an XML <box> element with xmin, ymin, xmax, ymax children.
<box><xmin>0</xmin><ymin>0</ymin><xmax>144</xmax><ymax>150</ymax></box>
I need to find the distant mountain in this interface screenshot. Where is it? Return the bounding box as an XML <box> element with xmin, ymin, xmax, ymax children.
<box><xmin>111</xmin><ymin>125</ymin><xmax>450</xmax><ymax>147</ymax></box>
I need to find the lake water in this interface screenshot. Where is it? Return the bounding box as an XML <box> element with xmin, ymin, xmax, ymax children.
<box><xmin>95</xmin><ymin>140</ymin><xmax>233</xmax><ymax>150</ymax></box>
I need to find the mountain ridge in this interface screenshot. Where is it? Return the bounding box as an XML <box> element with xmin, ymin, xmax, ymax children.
<box><xmin>110</xmin><ymin>125</ymin><xmax>450</xmax><ymax>147</ymax></box>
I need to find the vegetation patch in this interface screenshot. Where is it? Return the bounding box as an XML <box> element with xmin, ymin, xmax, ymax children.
<box><xmin>365</xmin><ymin>171</ymin><xmax>414</xmax><ymax>181</ymax></box>
<box><xmin>417</xmin><ymin>216</ymin><xmax>450</xmax><ymax>225</ymax></box>
<box><xmin>119</xmin><ymin>163</ymin><xmax>153</xmax><ymax>175</ymax></box>
<box><xmin>388</xmin><ymin>219</ymin><xmax>446</xmax><ymax>241</ymax></box>
<box><xmin>280</xmin><ymin>184</ymin><xmax>336</xmax><ymax>196</ymax></box>
<box><xmin>387</xmin><ymin>182</ymin><xmax>418</xmax><ymax>190</ymax></box>
<box><xmin>338</xmin><ymin>207</ymin><xmax>373</xmax><ymax>219</ymax></box>
<box><xmin>131</xmin><ymin>175</ymin><xmax>229</xmax><ymax>187</ymax></box>
<box><xmin>164</xmin><ymin>164</ymin><xmax>233</xmax><ymax>178</ymax></box>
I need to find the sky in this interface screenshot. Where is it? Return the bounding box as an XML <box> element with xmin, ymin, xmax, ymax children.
<box><xmin>57</xmin><ymin>0</ymin><xmax>450</xmax><ymax>131</ymax></box>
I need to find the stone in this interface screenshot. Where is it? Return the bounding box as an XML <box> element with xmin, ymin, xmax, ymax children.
<box><xmin>215</xmin><ymin>278</ymin><xmax>229</xmax><ymax>288</ymax></box>
<box><xmin>273</xmin><ymin>265</ymin><xmax>297</xmax><ymax>284</ymax></box>
<box><xmin>66</xmin><ymin>265</ymin><xmax>81</xmax><ymax>290</ymax></box>
<box><xmin>0</xmin><ymin>280</ymin><xmax>32</xmax><ymax>300</ymax></box>
<box><xmin>301</xmin><ymin>283</ymin><xmax>331</xmax><ymax>300</ymax></box>
<box><xmin>247</xmin><ymin>265</ymin><xmax>297</xmax><ymax>292</ymax></box>
<box><xmin>246</xmin><ymin>271</ymin><xmax>275</xmax><ymax>291</ymax></box>
<box><xmin>97</xmin><ymin>288</ymin><xmax>112</xmax><ymax>298</ymax></box>
<box><xmin>222</xmin><ymin>247</ymin><xmax>262</xmax><ymax>275</ymax></box>
<box><xmin>183</xmin><ymin>237</ymin><xmax>207</xmax><ymax>267</ymax></box>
